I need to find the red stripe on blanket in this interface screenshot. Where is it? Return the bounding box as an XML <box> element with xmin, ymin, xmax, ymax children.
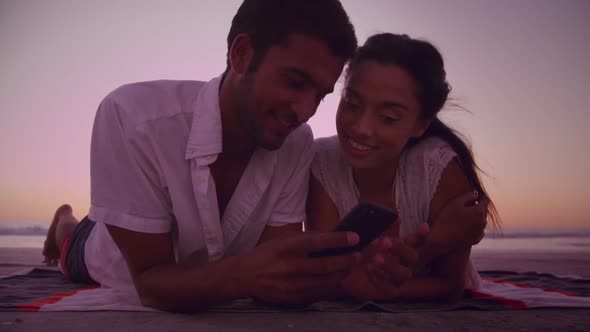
<box><xmin>17</xmin><ymin>285</ymin><xmax>99</xmax><ymax>312</ymax></box>
<box><xmin>59</xmin><ymin>231</ymin><xmax>72</xmax><ymax>279</ymax></box>
<box><xmin>468</xmin><ymin>289</ymin><xmax>527</xmax><ymax>309</ymax></box>
<box><xmin>482</xmin><ymin>277</ymin><xmax>577</xmax><ymax>297</ymax></box>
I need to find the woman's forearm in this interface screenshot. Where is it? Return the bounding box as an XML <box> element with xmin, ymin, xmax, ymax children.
<box><xmin>400</xmin><ymin>247</ymin><xmax>471</xmax><ymax>302</ymax></box>
<box><xmin>398</xmin><ymin>275</ymin><xmax>465</xmax><ymax>302</ymax></box>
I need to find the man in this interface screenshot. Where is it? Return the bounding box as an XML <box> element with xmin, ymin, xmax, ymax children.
<box><xmin>56</xmin><ymin>0</ymin><xmax>363</xmax><ymax>312</ymax></box>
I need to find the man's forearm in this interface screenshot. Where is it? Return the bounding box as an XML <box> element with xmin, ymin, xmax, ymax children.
<box><xmin>132</xmin><ymin>254</ymin><xmax>249</xmax><ymax>312</ymax></box>
<box><xmin>257</xmin><ymin>223</ymin><xmax>303</xmax><ymax>244</ymax></box>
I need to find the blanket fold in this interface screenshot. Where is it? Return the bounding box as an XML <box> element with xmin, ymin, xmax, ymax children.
<box><xmin>1</xmin><ymin>269</ymin><xmax>589</xmax><ymax>312</ymax></box>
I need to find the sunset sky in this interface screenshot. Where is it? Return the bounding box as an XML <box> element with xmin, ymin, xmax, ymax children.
<box><xmin>1</xmin><ymin>0</ymin><xmax>588</xmax><ymax>228</ymax></box>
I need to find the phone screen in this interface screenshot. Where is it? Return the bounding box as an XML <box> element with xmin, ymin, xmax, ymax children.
<box><xmin>309</xmin><ymin>201</ymin><xmax>398</xmax><ymax>257</ymax></box>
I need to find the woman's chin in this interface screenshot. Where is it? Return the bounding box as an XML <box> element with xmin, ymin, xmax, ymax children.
<box><xmin>341</xmin><ymin>151</ymin><xmax>376</xmax><ymax>170</ymax></box>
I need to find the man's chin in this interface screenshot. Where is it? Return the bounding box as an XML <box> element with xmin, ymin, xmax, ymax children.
<box><xmin>258</xmin><ymin>139</ymin><xmax>284</xmax><ymax>151</ymax></box>
<box><xmin>257</xmin><ymin>133</ymin><xmax>288</xmax><ymax>151</ymax></box>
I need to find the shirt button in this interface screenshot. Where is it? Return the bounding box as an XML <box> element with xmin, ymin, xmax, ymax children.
<box><xmin>196</xmin><ymin>176</ymin><xmax>205</xmax><ymax>184</ymax></box>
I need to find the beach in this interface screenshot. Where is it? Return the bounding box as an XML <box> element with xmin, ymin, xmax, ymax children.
<box><xmin>1</xmin><ymin>308</ymin><xmax>589</xmax><ymax>332</ymax></box>
<box><xmin>3</xmin><ymin>246</ymin><xmax>590</xmax><ymax>279</ymax></box>
<box><xmin>1</xmin><ymin>246</ymin><xmax>589</xmax><ymax>331</ymax></box>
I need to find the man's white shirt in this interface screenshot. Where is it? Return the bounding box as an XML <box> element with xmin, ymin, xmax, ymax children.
<box><xmin>86</xmin><ymin>76</ymin><xmax>314</xmax><ymax>296</ymax></box>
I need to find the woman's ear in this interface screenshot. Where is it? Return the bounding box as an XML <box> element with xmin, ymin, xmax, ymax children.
<box><xmin>411</xmin><ymin>116</ymin><xmax>433</xmax><ymax>138</ymax></box>
<box><xmin>228</xmin><ymin>33</ymin><xmax>254</xmax><ymax>75</ymax></box>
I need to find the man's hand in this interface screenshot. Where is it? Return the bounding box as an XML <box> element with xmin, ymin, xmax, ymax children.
<box><xmin>239</xmin><ymin>231</ymin><xmax>360</xmax><ymax>306</ymax></box>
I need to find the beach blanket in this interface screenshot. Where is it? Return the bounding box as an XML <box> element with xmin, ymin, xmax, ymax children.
<box><xmin>1</xmin><ymin>268</ymin><xmax>589</xmax><ymax>312</ymax></box>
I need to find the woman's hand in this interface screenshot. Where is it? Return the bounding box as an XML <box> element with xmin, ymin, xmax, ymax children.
<box><xmin>340</xmin><ymin>222</ymin><xmax>428</xmax><ymax>301</ymax></box>
<box><xmin>341</xmin><ymin>256</ymin><xmax>403</xmax><ymax>301</ymax></box>
<box><xmin>242</xmin><ymin>231</ymin><xmax>362</xmax><ymax>306</ymax></box>
<box><xmin>340</xmin><ymin>239</ymin><xmax>402</xmax><ymax>301</ymax></box>
<box><xmin>418</xmin><ymin>190</ymin><xmax>488</xmax><ymax>267</ymax></box>
<box><xmin>434</xmin><ymin>190</ymin><xmax>488</xmax><ymax>243</ymax></box>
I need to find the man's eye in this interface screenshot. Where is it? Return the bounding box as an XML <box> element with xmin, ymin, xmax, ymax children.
<box><xmin>343</xmin><ymin>99</ymin><xmax>360</xmax><ymax>110</ymax></box>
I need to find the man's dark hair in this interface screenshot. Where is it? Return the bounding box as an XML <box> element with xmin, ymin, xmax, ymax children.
<box><xmin>225</xmin><ymin>0</ymin><xmax>357</xmax><ymax>72</ymax></box>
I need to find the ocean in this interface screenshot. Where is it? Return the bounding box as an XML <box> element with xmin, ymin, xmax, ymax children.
<box><xmin>0</xmin><ymin>222</ymin><xmax>47</xmax><ymax>248</ymax></box>
<box><xmin>475</xmin><ymin>232</ymin><xmax>590</xmax><ymax>253</ymax></box>
<box><xmin>0</xmin><ymin>223</ymin><xmax>589</xmax><ymax>253</ymax></box>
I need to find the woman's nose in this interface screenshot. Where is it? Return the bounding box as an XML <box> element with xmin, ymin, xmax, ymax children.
<box><xmin>351</xmin><ymin>111</ymin><xmax>373</xmax><ymax>138</ymax></box>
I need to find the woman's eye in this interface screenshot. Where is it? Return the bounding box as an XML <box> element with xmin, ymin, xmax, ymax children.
<box><xmin>381</xmin><ymin>115</ymin><xmax>398</xmax><ymax>124</ymax></box>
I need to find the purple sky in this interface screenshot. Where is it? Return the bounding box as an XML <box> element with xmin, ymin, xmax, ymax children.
<box><xmin>1</xmin><ymin>0</ymin><xmax>588</xmax><ymax>228</ymax></box>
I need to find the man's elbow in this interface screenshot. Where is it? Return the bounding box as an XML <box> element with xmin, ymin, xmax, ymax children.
<box><xmin>133</xmin><ymin>275</ymin><xmax>198</xmax><ymax>313</ymax></box>
<box><xmin>136</xmin><ymin>287</ymin><xmax>203</xmax><ymax>313</ymax></box>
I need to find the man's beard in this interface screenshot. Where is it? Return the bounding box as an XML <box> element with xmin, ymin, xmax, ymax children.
<box><xmin>233</xmin><ymin>74</ymin><xmax>268</xmax><ymax>149</ymax></box>
<box><xmin>233</xmin><ymin>74</ymin><xmax>285</xmax><ymax>151</ymax></box>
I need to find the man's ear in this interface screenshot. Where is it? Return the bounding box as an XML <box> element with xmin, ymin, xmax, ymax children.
<box><xmin>228</xmin><ymin>33</ymin><xmax>254</xmax><ymax>75</ymax></box>
<box><xmin>411</xmin><ymin>116</ymin><xmax>433</xmax><ymax>138</ymax></box>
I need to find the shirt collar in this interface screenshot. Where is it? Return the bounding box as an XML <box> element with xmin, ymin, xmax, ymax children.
<box><xmin>185</xmin><ymin>75</ymin><xmax>224</xmax><ymax>163</ymax></box>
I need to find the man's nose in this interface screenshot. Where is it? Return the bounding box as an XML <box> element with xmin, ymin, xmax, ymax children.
<box><xmin>291</xmin><ymin>94</ymin><xmax>320</xmax><ymax>124</ymax></box>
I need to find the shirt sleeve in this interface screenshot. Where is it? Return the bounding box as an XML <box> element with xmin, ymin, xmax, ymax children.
<box><xmin>88</xmin><ymin>96</ymin><xmax>172</xmax><ymax>233</ymax></box>
<box><xmin>266</xmin><ymin>125</ymin><xmax>314</xmax><ymax>227</ymax></box>
<box><xmin>422</xmin><ymin>138</ymin><xmax>458</xmax><ymax>205</ymax></box>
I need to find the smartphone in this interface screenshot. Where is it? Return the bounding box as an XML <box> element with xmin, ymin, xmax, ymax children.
<box><xmin>309</xmin><ymin>201</ymin><xmax>398</xmax><ymax>258</ymax></box>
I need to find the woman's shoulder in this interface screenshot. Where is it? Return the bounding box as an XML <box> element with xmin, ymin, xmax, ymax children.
<box><xmin>312</xmin><ymin>135</ymin><xmax>341</xmax><ymax>153</ymax></box>
<box><xmin>311</xmin><ymin>135</ymin><xmax>348</xmax><ymax>183</ymax></box>
<box><xmin>396</xmin><ymin>138</ymin><xmax>460</xmax><ymax>235</ymax></box>
<box><xmin>312</xmin><ymin>135</ymin><xmax>343</xmax><ymax>164</ymax></box>
<box><xmin>402</xmin><ymin>136</ymin><xmax>457</xmax><ymax>168</ymax></box>
<box><xmin>407</xmin><ymin>136</ymin><xmax>454</xmax><ymax>155</ymax></box>
<box><xmin>398</xmin><ymin>136</ymin><xmax>458</xmax><ymax>195</ymax></box>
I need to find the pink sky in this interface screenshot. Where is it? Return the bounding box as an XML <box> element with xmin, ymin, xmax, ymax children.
<box><xmin>1</xmin><ymin>0</ymin><xmax>588</xmax><ymax>228</ymax></box>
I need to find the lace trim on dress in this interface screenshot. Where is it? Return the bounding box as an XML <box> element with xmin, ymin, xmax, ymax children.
<box><xmin>426</xmin><ymin>141</ymin><xmax>458</xmax><ymax>204</ymax></box>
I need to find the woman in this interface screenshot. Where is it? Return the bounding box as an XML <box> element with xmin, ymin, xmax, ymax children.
<box><xmin>306</xmin><ymin>33</ymin><xmax>499</xmax><ymax>302</ymax></box>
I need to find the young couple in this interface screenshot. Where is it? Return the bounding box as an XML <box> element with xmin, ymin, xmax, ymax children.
<box><xmin>43</xmin><ymin>0</ymin><xmax>497</xmax><ymax>312</ymax></box>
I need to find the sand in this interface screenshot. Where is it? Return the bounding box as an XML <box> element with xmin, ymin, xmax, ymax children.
<box><xmin>1</xmin><ymin>247</ymin><xmax>590</xmax><ymax>332</ymax></box>
<box><xmin>472</xmin><ymin>249</ymin><xmax>590</xmax><ymax>279</ymax></box>
<box><xmin>4</xmin><ymin>247</ymin><xmax>590</xmax><ymax>278</ymax></box>
<box><xmin>2</xmin><ymin>310</ymin><xmax>590</xmax><ymax>332</ymax></box>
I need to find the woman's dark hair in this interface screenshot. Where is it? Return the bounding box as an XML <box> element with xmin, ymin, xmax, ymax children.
<box><xmin>226</xmin><ymin>0</ymin><xmax>357</xmax><ymax>73</ymax></box>
<box><xmin>347</xmin><ymin>33</ymin><xmax>499</xmax><ymax>228</ymax></box>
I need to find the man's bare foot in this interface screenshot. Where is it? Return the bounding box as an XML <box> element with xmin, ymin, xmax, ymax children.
<box><xmin>55</xmin><ymin>206</ymin><xmax>79</xmax><ymax>251</ymax></box>
<box><xmin>43</xmin><ymin>204</ymin><xmax>76</xmax><ymax>266</ymax></box>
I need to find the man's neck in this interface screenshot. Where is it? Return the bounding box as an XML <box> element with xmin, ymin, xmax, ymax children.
<box><xmin>218</xmin><ymin>73</ymin><xmax>256</xmax><ymax>159</ymax></box>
